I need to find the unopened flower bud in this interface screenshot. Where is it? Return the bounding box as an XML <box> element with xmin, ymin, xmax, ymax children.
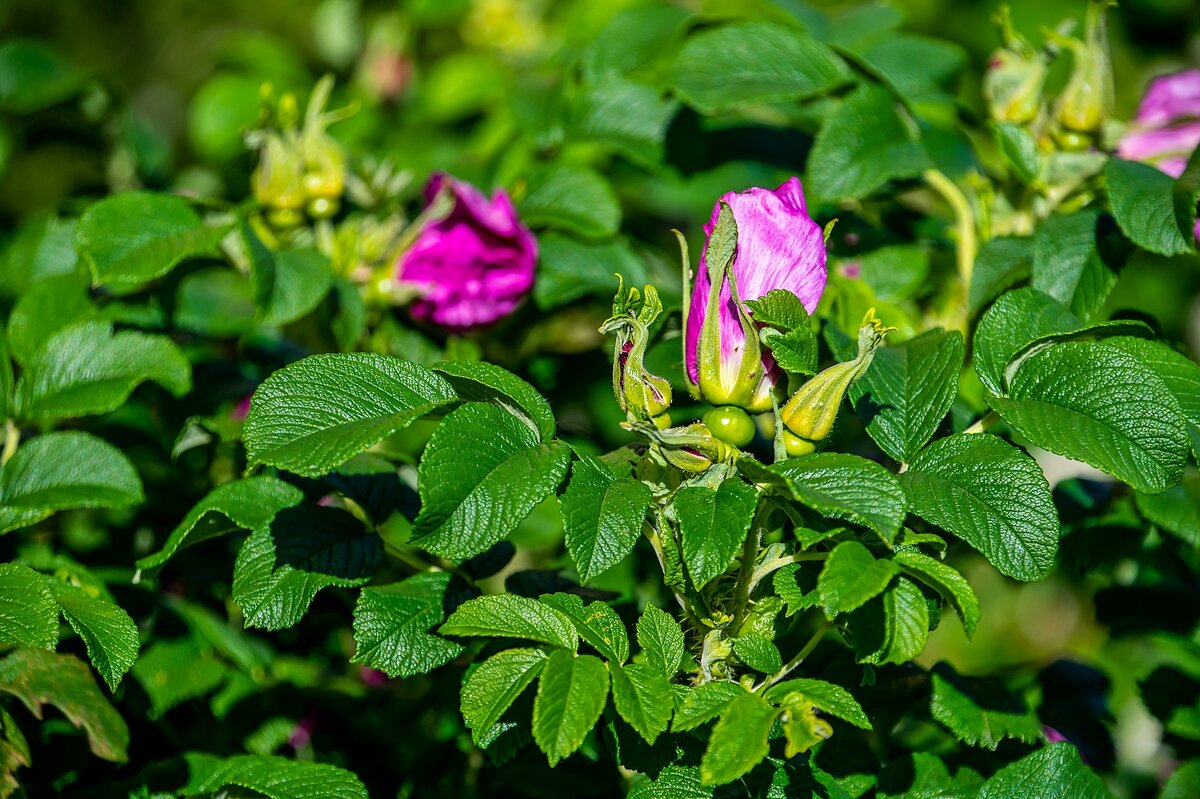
<box><xmin>252</xmin><ymin>133</ymin><xmax>306</xmax><ymax>224</ymax></box>
<box><xmin>600</xmin><ymin>280</ymin><xmax>674</xmax><ymax>422</ymax></box>
<box><xmin>983</xmin><ymin>5</ymin><xmax>1048</xmax><ymax>125</ymax></box>
<box><xmin>624</xmin><ymin>420</ymin><xmax>739</xmax><ymax>474</ymax></box>
<box><xmin>780</xmin><ymin>310</ymin><xmax>893</xmax><ymax>443</ymax></box>
<box><xmin>1050</xmin><ymin>0</ymin><xmax>1116</xmax><ymax>136</ymax></box>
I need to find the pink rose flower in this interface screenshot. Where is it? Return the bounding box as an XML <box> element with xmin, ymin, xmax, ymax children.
<box><xmin>396</xmin><ymin>174</ymin><xmax>537</xmax><ymax>332</ymax></box>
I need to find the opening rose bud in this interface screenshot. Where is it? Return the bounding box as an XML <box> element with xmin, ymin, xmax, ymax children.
<box><xmin>684</xmin><ymin>177</ymin><xmax>827</xmax><ymax>414</ymax></box>
<box><xmin>599</xmin><ymin>279</ymin><xmax>673</xmax><ymax>422</ymax></box>
<box><xmin>395</xmin><ymin>173</ymin><xmax>537</xmax><ymax>332</ymax></box>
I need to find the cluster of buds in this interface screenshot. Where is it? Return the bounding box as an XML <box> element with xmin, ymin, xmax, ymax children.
<box><xmin>248</xmin><ymin>75</ymin><xmax>356</xmax><ymax>227</ymax></box>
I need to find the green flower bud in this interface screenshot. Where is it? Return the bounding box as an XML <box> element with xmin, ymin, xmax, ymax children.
<box><xmin>1050</xmin><ymin>0</ymin><xmax>1116</xmax><ymax>136</ymax></box>
<box><xmin>252</xmin><ymin>133</ymin><xmax>307</xmax><ymax>218</ymax></box>
<box><xmin>983</xmin><ymin>5</ymin><xmax>1048</xmax><ymax>125</ymax></box>
<box><xmin>600</xmin><ymin>279</ymin><xmax>675</xmax><ymax>422</ymax></box>
<box><xmin>780</xmin><ymin>309</ymin><xmax>893</xmax><ymax>442</ymax></box>
<box><xmin>624</xmin><ymin>420</ymin><xmax>739</xmax><ymax>474</ymax></box>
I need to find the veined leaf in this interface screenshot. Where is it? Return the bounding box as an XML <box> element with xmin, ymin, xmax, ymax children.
<box><xmin>699</xmin><ymin>692</ymin><xmax>779</xmax><ymax>786</ymax></box>
<box><xmin>561</xmin><ymin>452</ymin><xmax>652</xmax><ymax>583</ymax></box>
<box><xmin>976</xmin><ymin>743</ymin><xmax>1110</xmax><ymax>799</ymax></box>
<box><xmin>531</xmin><ymin>650</ymin><xmax>609</xmax><ymax>766</ymax></box>
<box><xmin>133</xmin><ymin>639</ymin><xmax>228</xmax><ymax>719</ymax></box>
<box><xmin>770</xmin><ymin>453</ymin><xmax>906</xmax><ymax>545</ymax></box>
<box><xmin>818</xmin><ymin>541</ymin><xmax>899</xmax><ymax>616</ymax></box>
<box><xmin>351</xmin><ymin>573</ymin><xmax>463</xmax><ymax>679</ymax></box>
<box><xmin>672</xmin><ymin>681</ymin><xmax>745</xmax><ymax>732</ymax></box>
<box><xmin>1106</xmin><ymin>158</ymin><xmax>1195</xmax><ymax>257</ymax></box>
<box><xmin>48</xmin><ymin>581</ymin><xmax>138</xmax><ymax>692</ymax></box>
<box><xmin>732</xmin><ymin>633</ymin><xmax>781</xmax><ymax>674</ymax></box>
<box><xmin>0</xmin><ymin>563</ymin><xmax>57</xmax><ymax>650</ymax></box>
<box><xmin>441</xmin><ymin>594</ymin><xmax>578</xmax><ymax>650</ymax></box>
<box><xmin>677</xmin><ymin>478</ymin><xmax>757</xmax><ymax>589</ymax></box>
<box><xmin>930</xmin><ymin>663</ymin><xmax>1041</xmax><ymax>750</ymax></box>
<box><xmin>539</xmin><ymin>593</ymin><xmax>629</xmax><ymax>665</ymax></box>
<box><xmin>184</xmin><ymin>753</ymin><xmax>368</xmax><ymax>799</ymax></box>
<box><xmin>893</xmin><ymin>550</ymin><xmax>980</xmax><ymax>638</ymax></box>
<box><xmin>636</xmin><ymin>604</ymin><xmax>686</xmax><ymax>679</ymax></box>
<box><xmin>432</xmin><ymin>360</ymin><xmax>556</xmax><ymax>441</ymax></box>
<box><xmin>1032</xmin><ymin>210</ymin><xmax>1126</xmax><ymax>319</ymax></box>
<box><xmin>461</xmin><ymin>648</ymin><xmax>546</xmax><ymax>745</ymax></box>
<box><xmin>610</xmin><ymin>662</ymin><xmax>673</xmax><ymax>744</ymax></box>
<box><xmin>845</xmin><ymin>577</ymin><xmax>930</xmax><ymax>665</ymax></box>
<box><xmin>765</xmin><ymin>678</ymin><xmax>871</xmax><ymax>730</ymax></box>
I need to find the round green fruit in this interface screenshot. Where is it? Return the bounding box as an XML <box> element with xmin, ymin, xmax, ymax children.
<box><xmin>704</xmin><ymin>406</ymin><xmax>755</xmax><ymax>448</ymax></box>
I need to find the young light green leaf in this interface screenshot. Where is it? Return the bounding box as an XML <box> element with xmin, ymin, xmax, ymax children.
<box><xmin>672</xmin><ymin>681</ymin><xmax>745</xmax><ymax>732</ymax></box>
<box><xmin>433</xmin><ymin>360</ymin><xmax>556</xmax><ymax>441</ymax></box>
<box><xmin>976</xmin><ymin>743</ymin><xmax>1110</xmax><ymax>799</ymax></box>
<box><xmin>243</xmin><ymin>353</ymin><xmax>456</xmax><ymax>477</ymax></box>
<box><xmin>232</xmin><ymin>506</ymin><xmax>382</xmax><ymax>631</ymax></box>
<box><xmin>930</xmin><ymin>663</ymin><xmax>1042</xmax><ymax>750</ymax></box>
<box><xmin>808</xmin><ymin>84</ymin><xmax>929</xmax><ymax>202</ymax></box>
<box><xmin>0</xmin><ymin>648</ymin><xmax>129</xmax><ymax>762</ymax></box>
<box><xmin>532</xmin><ymin>650</ymin><xmax>609</xmax><ymax>766</ymax></box>
<box><xmin>764</xmin><ymin>678</ymin><xmax>871</xmax><ymax>730</ymax></box>
<box><xmin>76</xmin><ymin>192</ymin><xmax>231</xmax><ymax>291</ymax></box>
<box><xmin>0</xmin><ymin>431</ymin><xmax>143</xmax><ymax>535</ymax></box>
<box><xmin>699</xmin><ymin>692</ymin><xmax>779</xmax><ymax>786</ymax></box>
<box><xmin>518</xmin><ymin>164</ymin><xmax>621</xmax><ymax>240</ymax></box>
<box><xmin>818</xmin><ymin>541</ymin><xmax>899</xmax><ymax>616</ymax></box>
<box><xmin>351</xmin><ymin>573</ymin><xmax>463</xmax><ymax>679</ymax></box>
<box><xmin>1032</xmin><ymin>210</ymin><xmax>1127</xmax><ymax>320</ymax></box>
<box><xmin>185</xmin><ymin>754</ymin><xmax>368</xmax><ymax>799</ymax></box>
<box><xmin>561</xmin><ymin>452</ymin><xmax>652</xmax><ymax>583</ymax></box>
<box><xmin>900</xmin><ymin>434</ymin><xmax>1057</xmax><ymax>581</ymax></box>
<box><xmin>461</xmin><ymin>648</ymin><xmax>547</xmax><ymax>744</ymax></box>
<box><xmin>987</xmin><ymin>342</ymin><xmax>1189</xmax><ymax>493</ymax></box>
<box><xmin>770</xmin><ymin>454</ymin><xmax>906</xmax><ymax>545</ymax></box>
<box><xmin>732</xmin><ymin>633</ymin><xmax>782</xmax><ymax>674</ymax></box>
<box><xmin>0</xmin><ymin>563</ymin><xmax>57</xmax><ymax>650</ymax></box>
<box><xmin>610</xmin><ymin>662</ymin><xmax>673</xmax><ymax>744</ymax></box>
<box><xmin>850</xmin><ymin>330</ymin><xmax>964</xmax><ymax>463</ymax></box>
<box><xmin>136</xmin><ymin>476</ymin><xmax>304</xmax><ymax>574</ymax></box>
<box><xmin>994</xmin><ymin>122</ymin><xmax>1040</xmax><ymax>182</ymax></box>
<box><xmin>893</xmin><ymin>550</ymin><xmax>980</xmax><ymax>638</ymax></box>
<box><xmin>441</xmin><ymin>594</ymin><xmax>578</xmax><ymax>650</ymax></box>
<box><xmin>628</xmin><ymin>765</ymin><xmax>711</xmax><ymax>799</ymax></box>
<box><xmin>133</xmin><ymin>639</ymin><xmax>228</xmax><ymax>719</ymax></box>
<box><xmin>48</xmin><ymin>582</ymin><xmax>138</xmax><ymax>692</ymax></box>
<box><xmin>14</xmin><ymin>321</ymin><xmax>190</xmax><ymax>419</ymax></box>
<box><xmin>1136</xmin><ymin>475</ymin><xmax>1200</xmax><ymax>547</ymax></box>
<box><xmin>677</xmin><ymin>478</ymin><xmax>758</xmax><ymax>589</ymax></box>
<box><xmin>1106</xmin><ymin>158</ymin><xmax>1195</xmax><ymax>257</ymax></box>
<box><xmin>636</xmin><ymin>604</ymin><xmax>686</xmax><ymax>678</ymax></box>
<box><xmin>539</xmin><ymin>593</ymin><xmax>629</xmax><ymax>665</ymax></box>
<box><xmin>845</xmin><ymin>576</ymin><xmax>930</xmax><ymax>665</ymax></box>
<box><xmin>666</xmin><ymin>21</ymin><xmax>851</xmax><ymax>115</ymax></box>
<box><xmin>412</xmin><ymin>402</ymin><xmax>570</xmax><ymax>560</ymax></box>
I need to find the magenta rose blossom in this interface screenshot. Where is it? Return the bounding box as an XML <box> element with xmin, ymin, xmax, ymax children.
<box><xmin>684</xmin><ymin>177</ymin><xmax>827</xmax><ymax>413</ymax></box>
<box><xmin>396</xmin><ymin>174</ymin><xmax>537</xmax><ymax>332</ymax></box>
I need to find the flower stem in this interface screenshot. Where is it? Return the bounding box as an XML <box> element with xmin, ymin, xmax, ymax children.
<box><xmin>923</xmin><ymin>169</ymin><xmax>977</xmax><ymax>285</ymax></box>
<box><xmin>1</xmin><ymin>421</ymin><xmax>17</xmax><ymax>467</ymax></box>
<box><xmin>963</xmin><ymin>411</ymin><xmax>1000</xmax><ymax>435</ymax></box>
<box><xmin>755</xmin><ymin>620</ymin><xmax>830</xmax><ymax>692</ymax></box>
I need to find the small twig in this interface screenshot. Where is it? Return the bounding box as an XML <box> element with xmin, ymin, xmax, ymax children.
<box><xmin>755</xmin><ymin>621</ymin><xmax>830</xmax><ymax>692</ymax></box>
<box><xmin>963</xmin><ymin>411</ymin><xmax>1000</xmax><ymax>435</ymax></box>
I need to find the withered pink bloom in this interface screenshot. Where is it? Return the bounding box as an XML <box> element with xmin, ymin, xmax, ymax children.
<box><xmin>396</xmin><ymin>174</ymin><xmax>537</xmax><ymax>332</ymax></box>
<box><xmin>684</xmin><ymin>177</ymin><xmax>827</xmax><ymax>412</ymax></box>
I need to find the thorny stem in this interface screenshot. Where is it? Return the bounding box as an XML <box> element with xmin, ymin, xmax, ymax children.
<box><xmin>730</xmin><ymin>500</ymin><xmax>771</xmax><ymax>632</ymax></box>
<box><xmin>963</xmin><ymin>410</ymin><xmax>1000</xmax><ymax>435</ymax></box>
<box><xmin>1</xmin><ymin>421</ymin><xmax>17</xmax><ymax>467</ymax></box>
<box><xmin>755</xmin><ymin>620</ymin><xmax>831</xmax><ymax>693</ymax></box>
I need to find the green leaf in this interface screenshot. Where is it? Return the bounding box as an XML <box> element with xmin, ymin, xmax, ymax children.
<box><xmin>412</xmin><ymin>402</ymin><xmax>570</xmax><ymax>559</ymax></box>
<box><xmin>0</xmin><ymin>563</ymin><xmax>57</xmax><ymax>650</ymax></box>
<box><xmin>441</xmin><ymin>594</ymin><xmax>578</xmax><ymax>650</ymax></box>
<box><xmin>610</xmin><ymin>662</ymin><xmax>673</xmax><ymax>744</ymax></box>
<box><xmin>0</xmin><ymin>431</ymin><xmax>143</xmax><ymax>535</ymax></box>
<box><xmin>987</xmin><ymin>342</ymin><xmax>1189</xmax><ymax>493</ymax></box>
<box><xmin>808</xmin><ymin>84</ymin><xmax>929</xmax><ymax>202</ymax></box>
<box><xmin>1106</xmin><ymin>158</ymin><xmax>1195</xmax><ymax>257</ymax></box>
<box><xmin>1163</xmin><ymin>760</ymin><xmax>1200</xmax><ymax>799</ymax></box>
<box><xmin>76</xmin><ymin>192</ymin><xmax>231</xmax><ymax>291</ymax></box>
<box><xmin>259</xmin><ymin>248</ymin><xmax>334</xmax><ymax>327</ymax></box>
<box><xmin>749</xmin><ymin>290</ymin><xmax>819</xmax><ymax>373</ymax></box>
<box><xmin>0</xmin><ymin>40</ymin><xmax>81</xmax><ymax>113</ymax></box>
<box><xmin>539</xmin><ymin>593</ymin><xmax>629</xmax><ymax>665</ymax></box>
<box><xmin>174</xmin><ymin>266</ymin><xmax>257</xmax><ymax>337</ymax></box>
<box><xmin>930</xmin><ymin>663</ymin><xmax>1042</xmax><ymax>750</ymax></box>
<box><xmin>744</xmin><ymin>289</ymin><xmax>812</xmax><ymax>331</ymax></box>
<box><xmin>1172</xmin><ymin>144</ymin><xmax>1200</xmax><ymax>245</ymax></box>
<box><xmin>850</xmin><ymin>330</ymin><xmax>964</xmax><ymax>463</ymax></box>
<box><xmin>628</xmin><ymin>765</ymin><xmax>712</xmax><ymax>799</ymax></box>
<box><xmin>636</xmin><ymin>604</ymin><xmax>686</xmax><ymax>679</ymax></box>
<box><xmin>976</xmin><ymin>743</ymin><xmax>1111</xmax><ymax>799</ymax></box>
<box><xmin>878</xmin><ymin>752</ymin><xmax>981</xmax><ymax>799</ymax></box>
<box><xmin>672</xmin><ymin>681</ymin><xmax>745</xmax><ymax>732</ymax></box>
<box><xmin>232</xmin><ymin>506</ymin><xmax>382</xmax><ymax>631</ymax></box>
<box><xmin>1104</xmin><ymin>336</ymin><xmax>1200</xmax><ymax>450</ymax></box>
<box><xmin>1136</xmin><ymin>475</ymin><xmax>1200</xmax><ymax>547</ymax></box>
<box><xmin>14</xmin><ymin>321</ymin><xmax>190</xmax><ymax>419</ymax></box>
<box><xmin>900</xmin><ymin>434</ymin><xmax>1057</xmax><ymax>581</ymax></box>
<box><xmin>764</xmin><ymin>678</ymin><xmax>872</xmax><ymax>730</ymax></box>
<box><xmin>184</xmin><ymin>754</ymin><xmax>368</xmax><ymax>799</ymax></box>
<box><xmin>133</xmin><ymin>639</ymin><xmax>227</xmax><ymax>719</ymax></box>
<box><xmin>732</xmin><ymin>633</ymin><xmax>782</xmax><ymax>674</ymax></box>
<box><xmin>699</xmin><ymin>692</ymin><xmax>779</xmax><ymax>786</ymax></box>
<box><xmin>533</xmin><ymin>233</ymin><xmax>647</xmax><ymax>310</ymax></box>
<box><xmin>1032</xmin><ymin>211</ymin><xmax>1126</xmax><ymax>319</ymax></box>
<box><xmin>970</xmin><ymin>236</ymin><xmax>1033</xmax><ymax>316</ymax></box>
<box><xmin>461</xmin><ymin>648</ymin><xmax>547</xmax><ymax>744</ymax></box>
<box><xmin>994</xmin><ymin>123</ymin><xmax>1040</xmax><ymax>182</ymax></box>
<box><xmin>893</xmin><ymin>550</ymin><xmax>980</xmax><ymax>638</ymax></box>
<box><xmin>0</xmin><ymin>333</ymin><xmax>10</xmax><ymax>422</ymax></box>
<box><xmin>770</xmin><ymin>454</ymin><xmax>907</xmax><ymax>545</ymax></box>
<box><xmin>433</xmin><ymin>360</ymin><xmax>555</xmax><ymax>442</ymax></box>
<box><xmin>48</xmin><ymin>582</ymin><xmax>138</xmax><ymax>692</ymax></box>
<box><xmin>773</xmin><ymin>562</ymin><xmax>820</xmax><ymax>616</ymax></box>
<box><xmin>853</xmin><ymin>244</ymin><xmax>931</xmax><ymax>303</ymax></box>
<box><xmin>562</xmin><ymin>452</ymin><xmax>653</xmax><ymax>583</ymax></box>
<box><xmin>243</xmin><ymin>353</ymin><xmax>456</xmax><ymax>477</ymax></box>
<box><xmin>567</xmin><ymin>78</ymin><xmax>679</xmax><ymax>168</ymax></box>
<box><xmin>818</xmin><ymin>541</ymin><xmax>899</xmax><ymax>616</ymax></box>
<box><xmin>666</xmin><ymin>21</ymin><xmax>851</xmax><ymax>115</ymax></box>
<box><xmin>0</xmin><ymin>648</ymin><xmax>128</xmax><ymax>762</ymax></box>
<box><xmin>350</xmin><ymin>573</ymin><xmax>463</xmax><ymax>679</ymax></box>
<box><xmin>5</xmin><ymin>272</ymin><xmax>93</xmax><ymax>365</ymax></box>
<box><xmin>532</xmin><ymin>650</ymin><xmax>609</xmax><ymax>766</ymax></box>
<box><xmin>518</xmin><ymin>164</ymin><xmax>620</xmax><ymax>240</ymax></box>
<box><xmin>973</xmin><ymin>287</ymin><xmax>1079</xmax><ymax>395</ymax></box>
<box><xmin>135</xmin><ymin>476</ymin><xmax>304</xmax><ymax>574</ymax></box>
<box><xmin>845</xmin><ymin>577</ymin><xmax>930</xmax><ymax>665</ymax></box>
<box><xmin>580</xmin><ymin>5</ymin><xmax>692</xmax><ymax>81</ymax></box>
<box><xmin>677</xmin><ymin>478</ymin><xmax>757</xmax><ymax>589</ymax></box>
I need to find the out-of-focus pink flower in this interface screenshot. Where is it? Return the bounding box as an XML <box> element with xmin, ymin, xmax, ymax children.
<box><xmin>289</xmin><ymin>717</ymin><xmax>317</xmax><ymax>749</ymax></box>
<box><xmin>684</xmin><ymin>177</ymin><xmax>827</xmax><ymax>413</ymax></box>
<box><xmin>229</xmin><ymin>395</ymin><xmax>253</xmax><ymax>422</ymax></box>
<box><xmin>396</xmin><ymin>174</ymin><xmax>537</xmax><ymax>332</ymax></box>
<box><xmin>359</xmin><ymin>666</ymin><xmax>389</xmax><ymax>687</ymax></box>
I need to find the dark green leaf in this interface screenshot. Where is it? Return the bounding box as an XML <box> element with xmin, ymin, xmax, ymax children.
<box><xmin>818</xmin><ymin>541</ymin><xmax>899</xmax><ymax>616</ymax></box>
<box><xmin>677</xmin><ymin>478</ymin><xmax>758</xmax><ymax>589</ymax></box>
<box><xmin>1032</xmin><ymin>211</ymin><xmax>1126</xmax><ymax>319</ymax></box>
<box><xmin>970</xmin><ymin>236</ymin><xmax>1033</xmax><ymax>316</ymax></box>
<box><xmin>1104</xmin><ymin>336</ymin><xmax>1200</xmax><ymax>451</ymax></box>
<box><xmin>628</xmin><ymin>765</ymin><xmax>711</xmax><ymax>799</ymax></box>
<box><xmin>5</xmin><ymin>272</ymin><xmax>93</xmax><ymax>364</ymax></box>
<box><xmin>433</xmin><ymin>360</ymin><xmax>555</xmax><ymax>442</ymax></box>
<box><xmin>1106</xmin><ymin>158</ymin><xmax>1195</xmax><ymax>257</ymax></box>
<box><xmin>567</xmin><ymin>78</ymin><xmax>678</xmax><ymax>168</ymax></box>
<box><xmin>976</xmin><ymin>743</ymin><xmax>1111</xmax><ymax>799</ymax></box>
<box><xmin>533</xmin><ymin>233</ymin><xmax>647</xmax><ymax>310</ymax></box>
<box><xmin>539</xmin><ymin>593</ymin><xmax>629</xmax><ymax>665</ymax></box>
<box><xmin>519</xmin><ymin>164</ymin><xmax>620</xmax><ymax>239</ymax></box>
<box><xmin>1136</xmin><ymin>475</ymin><xmax>1200</xmax><ymax>547</ymax></box>
<box><xmin>461</xmin><ymin>648</ymin><xmax>546</xmax><ymax>745</ymax></box>
<box><xmin>845</xmin><ymin>576</ymin><xmax>929</xmax><ymax>665</ymax></box>
<box><xmin>532</xmin><ymin>650</ymin><xmax>609</xmax><ymax>766</ymax></box>
<box><xmin>893</xmin><ymin>550</ymin><xmax>980</xmax><ymax>638</ymax></box>
<box><xmin>770</xmin><ymin>453</ymin><xmax>907</xmax><ymax>545</ymax></box>
<box><xmin>441</xmin><ymin>594</ymin><xmax>578</xmax><ymax>650</ymax></box>
<box><xmin>351</xmin><ymin>573</ymin><xmax>463</xmax><ymax>679</ymax></box>
<box><xmin>0</xmin><ymin>40</ymin><xmax>81</xmax><ymax>112</ymax></box>
<box><xmin>562</xmin><ymin>453</ymin><xmax>652</xmax><ymax>583</ymax></box>
<box><xmin>610</xmin><ymin>662</ymin><xmax>673</xmax><ymax>744</ymax></box>
<box><xmin>48</xmin><ymin>582</ymin><xmax>138</xmax><ymax>692</ymax></box>
<box><xmin>0</xmin><ymin>563</ymin><xmax>57</xmax><ymax>650</ymax></box>
<box><xmin>930</xmin><ymin>663</ymin><xmax>1042</xmax><ymax>750</ymax></box>
<box><xmin>994</xmin><ymin>123</ymin><xmax>1040</xmax><ymax>182</ymax></box>
<box><xmin>184</xmin><ymin>754</ymin><xmax>368</xmax><ymax>799</ymax></box>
